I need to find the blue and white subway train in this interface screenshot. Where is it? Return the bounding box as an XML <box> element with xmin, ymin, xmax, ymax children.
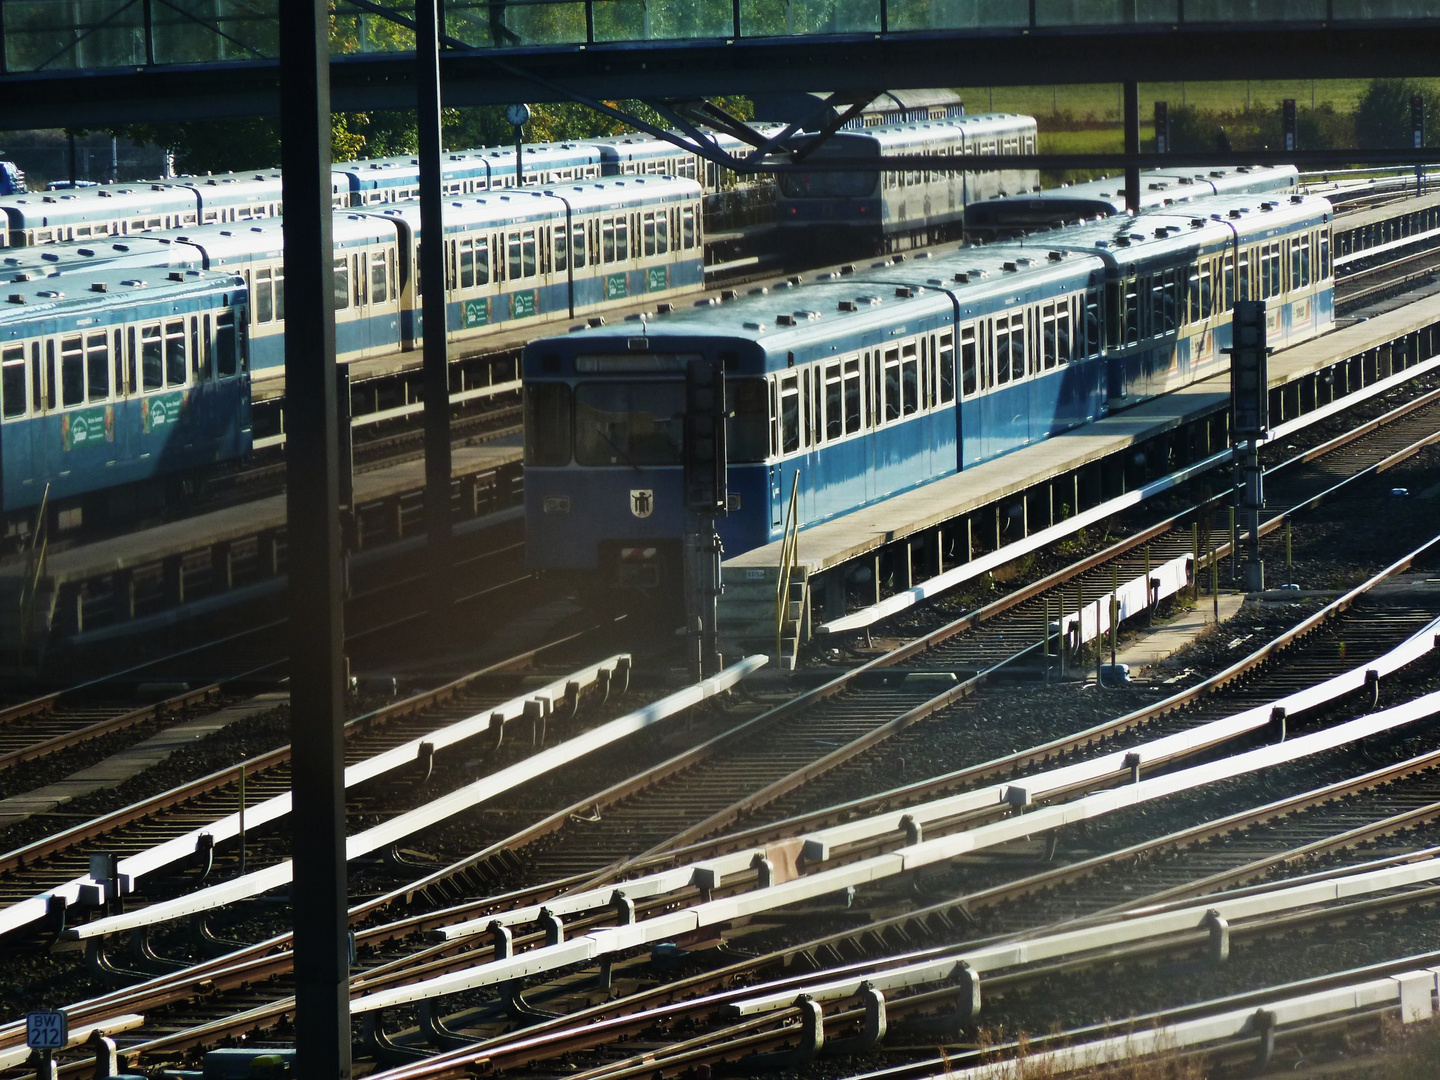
<box><xmin>522</xmin><ymin>192</ymin><xmax>1334</xmax><ymax>588</ymax></box>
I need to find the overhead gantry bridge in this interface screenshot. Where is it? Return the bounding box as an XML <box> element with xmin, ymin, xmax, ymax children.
<box><xmin>1</xmin><ymin>1</ymin><xmax>1438</xmax><ymax>128</ymax></box>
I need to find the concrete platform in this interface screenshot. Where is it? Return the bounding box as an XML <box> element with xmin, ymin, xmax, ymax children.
<box><xmin>0</xmin><ymin>692</ymin><xmax>287</xmax><ymax>828</ymax></box>
<box><xmin>1116</xmin><ymin>593</ymin><xmax>1247</xmax><ymax>674</ymax></box>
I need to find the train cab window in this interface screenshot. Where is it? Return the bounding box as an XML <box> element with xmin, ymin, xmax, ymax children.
<box><xmin>727</xmin><ymin>378</ymin><xmax>769</xmax><ymax>463</ymax></box>
<box><xmin>333</xmin><ymin>257</ymin><xmax>350</xmax><ymax>310</ymax></box>
<box><xmin>216</xmin><ymin>312</ymin><xmax>237</xmax><ymax>377</ymax></box>
<box><xmin>901</xmin><ymin>343</ymin><xmax>919</xmax><ymax>416</ymax></box>
<box><xmin>883</xmin><ymin>348</ymin><xmax>902</xmax><ymax>421</ymax></box>
<box><xmin>824</xmin><ymin>362</ymin><xmax>843</xmax><ymax>440</ymax></box>
<box><xmin>960</xmin><ymin>327</ymin><xmax>977</xmax><ymax>397</ymax></box>
<box><xmin>524</xmin><ymin>382</ymin><xmax>572</xmax><ymax>466</ymax></box>
<box><xmin>371</xmin><ymin>250</ymin><xmax>388</xmax><ymax>303</ymax></box>
<box><xmin>165</xmin><ymin>320</ymin><xmax>187</xmax><ymax>387</ymax></box>
<box><xmin>779</xmin><ymin>374</ymin><xmax>801</xmax><ymax>454</ymax></box>
<box><xmin>2</xmin><ymin>345</ymin><xmax>25</xmax><ymax>419</ymax></box>
<box><xmin>682</xmin><ymin>207</ymin><xmax>696</xmax><ymax>250</ymax></box>
<box><xmin>573</xmin><ymin>381</ymin><xmax>685</xmax><ymax>466</ymax></box>
<box><xmin>255</xmin><ymin>268</ymin><xmax>275</xmax><ymax>323</ymax></box>
<box><xmin>86</xmin><ymin>331</ymin><xmax>108</xmax><ymax>402</ymax></box>
<box><xmin>59</xmin><ymin>336</ymin><xmax>85</xmax><ymax>407</ymax></box>
<box><xmin>843</xmin><ymin>359</ymin><xmax>862</xmax><ymax>434</ymax></box>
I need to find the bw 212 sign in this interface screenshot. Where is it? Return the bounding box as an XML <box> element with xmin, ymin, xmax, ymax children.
<box><xmin>26</xmin><ymin>1010</ymin><xmax>67</xmax><ymax>1050</ymax></box>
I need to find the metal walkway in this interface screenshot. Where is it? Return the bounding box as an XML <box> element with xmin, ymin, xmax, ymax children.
<box><xmin>2</xmin><ymin>1</ymin><xmax>1438</xmax><ymax>127</ymax></box>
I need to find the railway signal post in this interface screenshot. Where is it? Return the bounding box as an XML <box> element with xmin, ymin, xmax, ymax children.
<box><xmin>683</xmin><ymin>356</ymin><xmax>728</xmax><ymax>679</ymax></box>
<box><xmin>1226</xmin><ymin>300</ymin><xmax>1270</xmax><ymax>593</ymax></box>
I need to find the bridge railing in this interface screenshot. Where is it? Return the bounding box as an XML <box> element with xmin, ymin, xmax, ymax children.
<box><xmin>0</xmin><ymin>0</ymin><xmax>1432</xmax><ymax>74</ymax></box>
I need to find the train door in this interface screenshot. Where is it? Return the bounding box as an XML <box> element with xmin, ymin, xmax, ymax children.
<box><xmin>0</xmin><ymin>342</ymin><xmax>35</xmax><ymax>509</ymax></box>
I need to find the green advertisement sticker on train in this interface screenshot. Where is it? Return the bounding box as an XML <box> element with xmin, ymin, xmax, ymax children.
<box><xmin>604</xmin><ymin>273</ymin><xmax>628</xmax><ymax>301</ymax></box>
<box><xmin>463</xmin><ymin>298</ymin><xmax>491</xmax><ymax>328</ymax></box>
<box><xmin>142</xmin><ymin>391</ymin><xmax>185</xmax><ymax>434</ymax></box>
<box><xmin>646</xmin><ymin>267</ymin><xmax>668</xmax><ymax>292</ymax></box>
<box><xmin>61</xmin><ymin>406</ymin><xmax>113</xmax><ymax>452</ymax></box>
<box><xmin>512</xmin><ymin>290</ymin><xmax>538</xmax><ymax>319</ymax></box>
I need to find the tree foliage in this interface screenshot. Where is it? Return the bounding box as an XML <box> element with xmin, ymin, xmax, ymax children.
<box><xmin>1354</xmin><ymin>78</ymin><xmax>1440</xmax><ymax>149</ymax></box>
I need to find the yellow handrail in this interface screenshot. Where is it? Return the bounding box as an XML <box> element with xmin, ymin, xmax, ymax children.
<box><xmin>774</xmin><ymin>472</ymin><xmax>801</xmax><ymax>661</ymax></box>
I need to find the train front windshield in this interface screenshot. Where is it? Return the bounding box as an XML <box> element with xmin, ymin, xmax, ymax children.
<box><xmin>574</xmin><ymin>382</ymin><xmax>685</xmax><ymax>466</ymax></box>
<box><xmin>780</xmin><ymin>170</ymin><xmax>878</xmax><ymax>199</ymax></box>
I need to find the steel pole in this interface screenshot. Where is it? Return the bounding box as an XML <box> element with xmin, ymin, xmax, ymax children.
<box><xmin>1123</xmin><ymin>81</ymin><xmax>1141</xmax><ymax>214</ymax></box>
<box><xmin>279</xmin><ymin>1</ymin><xmax>350</xmax><ymax>1076</ymax></box>
<box><xmin>418</xmin><ymin>0</ymin><xmax>454</xmax><ymax>629</ymax></box>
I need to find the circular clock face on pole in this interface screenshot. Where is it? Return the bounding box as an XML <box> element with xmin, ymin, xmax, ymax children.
<box><xmin>506</xmin><ymin>103</ymin><xmax>531</xmax><ymax>127</ymax></box>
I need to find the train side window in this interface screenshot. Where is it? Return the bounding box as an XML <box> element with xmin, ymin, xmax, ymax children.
<box><xmin>993</xmin><ymin>319</ymin><xmax>1010</xmax><ymax>386</ymax></box>
<box><xmin>1</xmin><ymin>345</ymin><xmax>25</xmax><ymax>419</ymax></box>
<box><xmin>572</xmin><ymin>224</ymin><xmax>586</xmax><ymax>268</ymax></box>
<box><xmin>602</xmin><ymin>219</ymin><xmax>617</xmax><ymax>264</ymax></box>
<box><xmin>165</xmin><ymin>319</ymin><xmax>187</xmax><ymax>387</ymax></box>
<box><xmin>60</xmin><ymin>335</ymin><xmax>85</xmax><ymax>407</ymax></box>
<box><xmin>684</xmin><ymin>205</ymin><xmax>697</xmax><ymax>249</ymax></box>
<box><xmin>555</xmin><ymin>228</ymin><xmax>568</xmax><ymax>273</ymax></box>
<box><xmin>1041</xmin><ymin>303</ymin><xmax>1057</xmax><ymax>370</ymax></box>
<box><xmin>844</xmin><ymin>358</ymin><xmax>862</xmax><ymax>434</ymax></box>
<box><xmin>727</xmin><ymin>378</ymin><xmax>769</xmax><ymax>463</ymax></box>
<box><xmin>884</xmin><ymin>347</ymin><xmax>902</xmax><ymax>421</ymax></box>
<box><xmin>191</xmin><ymin>318</ymin><xmax>203</xmax><ymax>377</ymax></box>
<box><xmin>656</xmin><ymin>211</ymin><xmax>668</xmax><ymax>255</ymax></box>
<box><xmin>780</xmin><ymin>374</ymin><xmax>800</xmax><ymax>454</ymax></box>
<box><xmin>140</xmin><ymin>327</ymin><xmax>162</xmax><ymax>392</ymax></box>
<box><xmin>217</xmin><ymin>312</ymin><xmax>237</xmax><ymax>377</ymax></box>
<box><xmin>333</xmin><ymin>257</ymin><xmax>350</xmax><ymax>310</ymax></box>
<box><xmin>1056</xmin><ymin>302</ymin><xmax>1071</xmax><ymax>365</ymax></box>
<box><xmin>523</xmin><ymin>229</ymin><xmax>538</xmax><ymax>277</ymax></box>
<box><xmin>643</xmin><ymin>212</ymin><xmax>657</xmax><ymax>257</ymax></box>
<box><xmin>617</xmin><ymin>216</ymin><xmax>630</xmax><ymax>261</ymax></box>
<box><xmin>353</xmin><ymin>252</ymin><xmax>368</xmax><ymax>306</ymax></box>
<box><xmin>255</xmin><ymin>268</ymin><xmax>275</xmax><ymax>323</ymax></box>
<box><xmin>960</xmin><ymin>327</ymin><xmax>977</xmax><ymax>397</ymax></box>
<box><xmin>824</xmin><ymin>362</ymin><xmax>843</xmax><ymax>440</ymax></box>
<box><xmin>114</xmin><ymin>329</ymin><xmax>124</xmax><ymax>394</ymax></box>
<box><xmin>459</xmin><ymin>239</ymin><xmax>476</xmax><ymax>288</ymax></box>
<box><xmin>87</xmin><ymin>330</ymin><xmax>109</xmax><ymax>402</ymax></box>
<box><xmin>939</xmin><ymin>332</ymin><xmax>955</xmax><ymax>403</ymax></box>
<box><xmin>1319</xmin><ymin>231</ymin><xmax>1331</xmax><ymax>278</ymax></box>
<box><xmin>1270</xmin><ymin>241</ymin><xmax>1282</xmax><ymax>297</ymax></box>
<box><xmin>901</xmin><ymin>343</ymin><xmax>919</xmax><ymax>416</ymax></box>
<box><xmin>371</xmin><ymin>250</ymin><xmax>388</xmax><ymax>303</ymax></box>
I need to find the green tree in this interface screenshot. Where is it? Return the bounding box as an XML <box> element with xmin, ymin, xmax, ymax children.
<box><xmin>1354</xmin><ymin>78</ymin><xmax>1440</xmax><ymax>149</ymax></box>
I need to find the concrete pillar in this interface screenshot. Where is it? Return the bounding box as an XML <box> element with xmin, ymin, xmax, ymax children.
<box><xmin>162</xmin><ymin>556</ymin><xmax>184</xmax><ymax>606</ymax></box>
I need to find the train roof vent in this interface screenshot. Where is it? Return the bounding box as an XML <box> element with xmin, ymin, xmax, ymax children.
<box><xmin>1047</xmin><ymin>250</ymin><xmax>1067</xmax><ymax>261</ymax></box>
<box><xmin>1210</xmin><ymin>170</ymin><xmax>1226</xmax><ymax>177</ymax></box>
<box><xmin>169</xmin><ymin>271</ymin><xmax>185</xmax><ymax>281</ymax></box>
<box><xmin>840</xmin><ymin>264</ymin><xmax>856</xmax><ymax>275</ymax></box>
<box><xmin>749</xmin><ymin>286</ymin><xmax>769</xmax><ymax>296</ymax></box>
<box><xmin>789</xmin><ymin>275</ymin><xmax>804</xmax><ymax>285</ymax></box>
<box><xmin>589</xmin><ymin>315</ymin><xmax>607</xmax><ymax>326</ymax></box>
<box><xmin>1238</xmin><ymin>166</ymin><xmax>1253</xmax><ymax>173</ymax></box>
<box><xmin>1147</xmin><ymin>182</ymin><xmax>1164</xmax><ymax>190</ymax></box>
<box><xmin>838</xmin><ymin>300</ymin><xmax>858</xmax><ymax>312</ymax></box>
<box><xmin>1260</xmin><ymin>201</ymin><xmax>1275</xmax><ymax>211</ymax></box>
<box><xmin>1191</xmin><ymin>218</ymin><xmax>1206</xmax><ymax>228</ymax></box>
<box><xmin>36</xmin><ymin>290</ymin><xmax>62</xmax><ymax>298</ymax></box>
<box><xmin>775</xmin><ymin>313</ymin><xmax>796</xmax><ymax>326</ymax></box>
<box><xmin>1291</xmin><ymin>194</ymin><xmax>1305</xmax><ymax>203</ymax></box>
<box><xmin>1114</xmin><ymin>237</ymin><xmax>1131</xmax><ymax>247</ymax></box>
<box><xmin>895</xmin><ymin>286</ymin><xmax>915</xmax><ymax>297</ymax></box>
<box><xmin>1155</xmin><ymin>228</ymin><xmax>1169</xmax><ymax>238</ymax></box>
<box><xmin>121</xmin><ymin>279</ymin><xmax>144</xmax><ymax>287</ymax></box>
<box><xmin>98</xmin><ymin>189</ymin><xmax>112</xmax><ymax>197</ymax></box>
<box><xmin>657</xmin><ymin>303</ymin><xmax>674</xmax><ymax>314</ymax></box>
<box><xmin>953</xmin><ymin>272</ymin><xmax>970</xmax><ymax>282</ymax></box>
<box><xmin>694</xmin><ymin>298</ymin><xmax>718</xmax><ymax>307</ymax></box>
<box><xmin>871</xmin><ymin>259</ymin><xmax>892</xmax><ymax>269</ymax></box>
<box><xmin>42</xmin><ymin>195</ymin><xmax>55</xmax><ymax>202</ymax></box>
<box><xmin>1001</xmin><ymin>262</ymin><xmax>1019</xmax><ymax>272</ymax></box>
<box><xmin>743</xmin><ymin>321</ymin><xmax>765</xmax><ymax>331</ymax></box>
<box><xmin>1229</xmin><ymin>208</ymin><xmax>1244</xmax><ymax>218</ymax></box>
<box><xmin>928</xmin><ymin>277</ymin><xmax>944</xmax><ymax>286</ymax></box>
<box><xmin>90</xmin><ymin>282</ymin><xmax>108</xmax><ymax>293</ymax></box>
<box><xmin>914</xmin><ymin>251</ymin><xmax>931</xmax><ymax>260</ymax></box>
<box><xmin>796</xmin><ymin>309</ymin><xmax>820</xmax><ymax>321</ymax></box>
<box><xmin>6</xmin><ymin>294</ymin><xmax>22</xmax><ymax>304</ymax></box>
<box><xmin>1179</xmin><ymin>177</ymin><xmax>1195</xmax><ymax>185</ymax></box>
<box><xmin>858</xmin><ymin>295</ymin><xmax>882</xmax><ymax>306</ymax></box>
<box><xmin>10</xmin><ymin>272</ymin><xmax>31</xmax><ymax>281</ymax></box>
<box><xmin>721</xmin><ymin>289</ymin><xmax>738</xmax><ymax>301</ymax></box>
<box><xmin>77</xmin><ymin>247</ymin><xmax>94</xmax><ymax>256</ymax></box>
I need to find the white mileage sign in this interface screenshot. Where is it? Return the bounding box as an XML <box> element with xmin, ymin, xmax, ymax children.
<box><xmin>26</xmin><ymin>1010</ymin><xmax>67</xmax><ymax>1050</ymax></box>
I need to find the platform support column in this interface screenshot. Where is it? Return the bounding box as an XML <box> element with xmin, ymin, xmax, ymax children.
<box><xmin>964</xmin><ymin>516</ymin><xmax>973</xmax><ymax>562</ymax></box>
<box><xmin>279</xmin><ymin>0</ymin><xmax>351</xmax><ymax>1076</ymax></box>
<box><xmin>259</xmin><ymin>529</ymin><xmax>282</xmax><ymax>576</ymax></box>
<box><xmin>113</xmin><ymin>569</ymin><xmax>135</xmax><ymax>621</ymax></box>
<box><xmin>418</xmin><ymin>0</ymin><xmax>454</xmax><ymax>633</ymax></box>
<box><xmin>822</xmin><ymin>570</ymin><xmax>846</xmax><ymax>621</ymax></box>
<box><xmin>212</xmin><ymin>541</ymin><xmax>233</xmax><ymax>591</ymax></box>
<box><xmin>162</xmin><ymin>556</ymin><xmax>184</xmax><ymax>607</ymax></box>
<box><xmin>1123</xmin><ymin>81</ymin><xmax>1141</xmax><ymax>214</ymax></box>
